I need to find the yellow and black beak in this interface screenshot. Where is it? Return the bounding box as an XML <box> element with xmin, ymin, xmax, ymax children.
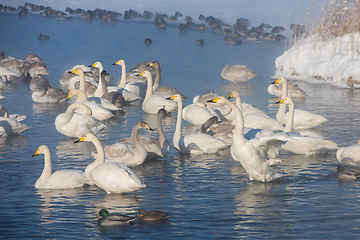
<box><xmin>32</xmin><ymin>148</ymin><xmax>40</xmax><ymax>157</ymax></box>
<box><xmin>275</xmin><ymin>99</ymin><xmax>285</xmax><ymax>104</ymax></box>
<box><xmin>74</xmin><ymin>135</ymin><xmax>86</xmax><ymax>143</ymax></box>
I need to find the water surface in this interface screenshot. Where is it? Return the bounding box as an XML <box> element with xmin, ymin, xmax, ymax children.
<box><xmin>1</xmin><ymin>12</ymin><xmax>360</xmax><ymax>239</ymax></box>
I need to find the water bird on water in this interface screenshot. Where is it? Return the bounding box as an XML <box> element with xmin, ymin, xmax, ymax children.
<box><xmin>95</xmin><ymin>209</ymin><xmax>135</xmax><ymax>226</ymax></box>
<box><xmin>135</xmin><ymin>209</ymin><xmax>170</xmax><ymax>222</ymax></box>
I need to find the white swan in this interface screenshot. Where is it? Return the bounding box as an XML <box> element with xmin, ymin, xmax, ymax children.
<box><xmin>71</xmin><ymin>68</ymin><xmax>120</xmax><ymax>111</ymax></box>
<box><xmin>228</xmin><ymin>91</ymin><xmax>284</xmax><ymax>131</ymax></box>
<box><xmin>63</xmin><ymin>65</ymin><xmax>98</xmax><ymax>96</ymax></box>
<box><xmin>273</xmin><ymin>77</ymin><xmax>327</xmax><ymax>130</ymax></box>
<box><xmin>149</xmin><ymin>61</ymin><xmax>186</xmax><ymax>99</ymax></box>
<box><xmin>75</xmin><ymin>132</ymin><xmax>146</xmax><ymax>194</ymax></box>
<box><xmin>32</xmin><ymin>85</ymin><xmax>68</xmax><ymax>103</ymax></box>
<box><xmin>277</xmin><ymin>97</ymin><xmax>338</xmax><ymax>155</ymax></box>
<box><xmin>336</xmin><ymin>139</ymin><xmax>360</xmax><ymax>166</ymax></box>
<box><xmin>113</xmin><ymin>59</ymin><xmax>146</xmax><ymax>98</ymax></box>
<box><xmin>0</xmin><ymin>107</ymin><xmax>31</xmax><ymax>137</ymax></box>
<box><xmin>67</xmin><ymin>89</ymin><xmax>114</xmax><ymax>121</ymax></box>
<box><xmin>140</xmin><ymin>71</ymin><xmax>178</xmax><ymax>114</ymax></box>
<box><xmin>223</xmin><ymin>91</ymin><xmax>267</xmax><ymax>123</ymax></box>
<box><xmin>55</xmin><ymin>102</ymin><xmax>106</xmax><ymax>138</ymax></box>
<box><xmin>120</xmin><ymin>108</ymin><xmax>170</xmax><ymax>159</ymax></box>
<box><xmin>89</xmin><ymin>61</ymin><xmax>106</xmax><ymax>98</ymax></box>
<box><xmin>168</xmin><ymin>94</ymin><xmax>229</xmax><ymax>155</ymax></box>
<box><xmin>182</xmin><ymin>101</ymin><xmax>220</xmax><ymax>125</ymax></box>
<box><xmin>268</xmin><ymin>76</ymin><xmax>306</xmax><ymax>98</ymax></box>
<box><xmin>209</xmin><ymin>96</ymin><xmax>282</xmax><ymax>182</ymax></box>
<box><xmin>0</xmin><ymin>104</ymin><xmax>27</xmax><ymax>122</ymax></box>
<box><xmin>102</xmin><ymin>121</ymin><xmax>153</xmax><ymax>166</ymax></box>
<box><xmin>32</xmin><ymin>145</ymin><xmax>87</xmax><ymax>189</ymax></box>
<box><xmin>221</xmin><ymin>64</ymin><xmax>257</xmax><ymax>83</ymax></box>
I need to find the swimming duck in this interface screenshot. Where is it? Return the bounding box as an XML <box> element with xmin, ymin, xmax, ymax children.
<box><xmin>135</xmin><ymin>209</ymin><xmax>169</xmax><ymax>222</ymax></box>
<box><xmin>335</xmin><ymin>165</ymin><xmax>360</xmax><ymax>180</ymax></box>
<box><xmin>95</xmin><ymin>209</ymin><xmax>135</xmax><ymax>226</ymax></box>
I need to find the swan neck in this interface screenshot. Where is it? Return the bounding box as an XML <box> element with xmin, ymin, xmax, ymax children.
<box><xmin>118</xmin><ymin>63</ymin><xmax>127</xmax><ymax>88</ymax></box>
<box><xmin>38</xmin><ymin>147</ymin><xmax>52</xmax><ymax>184</ymax></box>
<box><xmin>153</xmin><ymin>66</ymin><xmax>161</xmax><ymax>91</ymax></box>
<box><xmin>78</xmin><ymin>71</ymin><xmax>86</xmax><ymax>92</ymax></box>
<box><xmin>276</xmin><ymin>80</ymin><xmax>288</xmax><ymax>121</ymax></box>
<box><xmin>94</xmin><ymin>71</ymin><xmax>107</xmax><ymax>97</ymax></box>
<box><xmin>85</xmin><ymin>136</ymin><xmax>105</xmax><ymax>179</ymax></box>
<box><xmin>284</xmin><ymin>100</ymin><xmax>294</xmax><ymax>132</ymax></box>
<box><xmin>67</xmin><ymin>103</ymin><xmax>91</xmax><ymax>116</ymax></box>
<box><xmin>144</xmin><ymin>73</ymin><xmax>153</xmax><ymax>101</ymax></box>
<box><xmin>235</xmin><ymin>95</ymin><xmax>243</xmax><ymax>112</ymax></box>
<box><xmin>173</xmin><ymin>100</ymin><xmax>183</xmax><ymax>151</ymax></box>
<box><xmin>131</xmin><ymin>124</ymin><xmax>144</xmax><ymax>151</ymax></box>
<box><xmin>157</xmin><ymin>113</ymin><xmax>166</xmax><ymax>145</ymax></box>
<box><xmin>227</xmin><ymin>99</ymin><xmax>244</xmax><ymax>136</ymax></box>
<box><xmin>73</xmin><ymin>89</ymin><xmax>87</xmax><ymax>102</ymax></box>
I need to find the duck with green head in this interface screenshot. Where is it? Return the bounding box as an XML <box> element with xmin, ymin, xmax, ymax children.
<box><xmin>95</xmin><ymin>209</ymin><xmax>135</xmax><ymax>226</ymax></box>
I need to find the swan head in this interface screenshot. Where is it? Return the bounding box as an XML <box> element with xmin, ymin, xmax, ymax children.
<box><xmin>89</xmin><ymin>61</ymin><xmax>103</xmax><ymax>69</ymax></box>
<box><xmin>66</xmin><ymin>89</ymin><xmax>78</xmax><ymax>101</ymax></box>
<box><xmin>137</xmin><ymin>120</ymin><xmax>154</xmax><ymax>131</ymax></box>
<box><xmin>148</xmin><ymin>61</ymin><xmax>160</xmax><ymax>69</ymax></box>
<box><xmin>228</xmin><ymin>91</ymin><xmax>239</xmax><ymax>99</ymax></box>
<box><xmin>158</xmin><ymin>108</ymin><xmax>169</xmax><ymax>117</ymax></box>
<box><xmin>74</xmin><ymin>132</ymin><xmax>97</xmax><ymax>143</ymax></box>
<box><xmin>275</xmin><ymin>96</ymin><xmax>293</xmax><ymax>105</ymax></box>
<box><xmin>357</xmin><ymin>139</ymin><xmax>360</xmax><ymax>144</ymax></box>
<box><xmin>112</xmin><ymin>59</ymin><xmax>125</xmax><ymax>66</ymax></box>
<box><xmin>335</xmin><ymin>165</ymin><xmax>345</xmax><ymax>173</ymax></box>
<box><xmin>32</xmin><ymin>145</ymin><xmax>49</xmax><ymax>157</ymax></box>
<box><xmin>167</xmin><ymin>94</ymin><xmax>182</xmax><ymax>103</ymax></box>
<box><xmin>70</xmin><ymin>68</ymin><xmax>84</xmax><ymax>76</ymax></box>
<box><xmin>272</xmin><ymin>77</ymin><xmax>287</xmax><ymax>84</ymax></box>
<box><xmin>138</xmin><ymin>70</ymin><xmax>151</xmax><ymax>78</ymax></box>
<box><xmin>95</xmin><ymin>209</ymin><xmax>109</xmax><ymax>218</ymax></box>
<box><xmin>207</xmin><ymin>96</ymin><xmax>228</xmax><ymax>105</ymax></box>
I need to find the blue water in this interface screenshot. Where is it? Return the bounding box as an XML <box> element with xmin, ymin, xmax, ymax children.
<box><xmin>1</xmin><ymin>11</ymin><xmax>360</xmax><ymax>239</ymax></box>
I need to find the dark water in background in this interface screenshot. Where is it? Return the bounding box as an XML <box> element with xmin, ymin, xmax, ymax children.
<box><xmin>1</xmin><ymin>12</ymin><xmax>360</xmax><ymax>239</ymax></box>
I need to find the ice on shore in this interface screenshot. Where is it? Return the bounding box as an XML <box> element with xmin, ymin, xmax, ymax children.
<box><xmin>273</xmin><ymin>33</ymin><xmax>360</xmax><ymax>88</ymax></box>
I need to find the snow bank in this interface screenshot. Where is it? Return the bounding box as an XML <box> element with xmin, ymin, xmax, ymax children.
<box><xmin>272</xmin><ymin>33</ymin><xmax>360</xmax><ymax>88</ymax></box>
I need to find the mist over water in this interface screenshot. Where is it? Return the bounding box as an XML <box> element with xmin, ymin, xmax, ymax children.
<box><xmin>3</xmin><ymin>0</ymin><xmax>315</xmax><ymax>27</ymax></box>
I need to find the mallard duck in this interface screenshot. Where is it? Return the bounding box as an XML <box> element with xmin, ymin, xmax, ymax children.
<box><xmin>335</xmin><ymin>165</ymin><xmax>360</xmax><ymax>180</ymax></box>
<box><xmin>135</xmin><ymin>209</ymin><xmax>169</xmax><ymax>222</ymax></box>
<box><xmin>95</xmin><ymin>209</ymin><xmax>135</xmax><ymax>226</ymax></box>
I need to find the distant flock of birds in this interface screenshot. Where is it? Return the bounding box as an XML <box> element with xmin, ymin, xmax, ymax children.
<box><xmin>0</xmin><ymin>2</ymin><xmax>295</xmax><ymax>46</ymax></box>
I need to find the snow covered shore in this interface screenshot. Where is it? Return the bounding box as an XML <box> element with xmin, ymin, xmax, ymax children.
<box><xmin>273</xmin><ymin>33</ymin><xmax>360</xmax><ymax>88</ymax></box>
